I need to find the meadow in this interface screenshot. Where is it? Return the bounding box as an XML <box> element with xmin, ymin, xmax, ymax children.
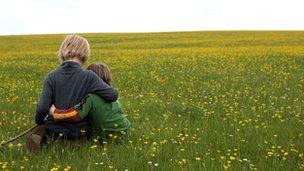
<box><xmin>0</xmin><ymin>31</ymin><xmax>304</xmax><ymax>170</ymax></box>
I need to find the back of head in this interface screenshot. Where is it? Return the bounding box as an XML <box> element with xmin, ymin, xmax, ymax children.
<box><xmin>58</xmin><ymin>35</ymin><xmax>90</xmax><ymax>63</ymax></box>
<box><xmin>87</xmin><ymin>63</ymin><xmax>112</xmax><ymax>85</ymax></box>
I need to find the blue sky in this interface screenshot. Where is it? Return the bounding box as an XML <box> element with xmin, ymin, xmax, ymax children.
<box><xmin>0</xmin><ymin>0</ymin><xmax>303</xmax><ymax>35</ymax></box>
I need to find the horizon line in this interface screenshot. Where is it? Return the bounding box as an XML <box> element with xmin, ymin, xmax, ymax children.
<box><xmin>1</xmin><ymin>29</ymin><xmax>304</xmax><ymax>37</ymax></box>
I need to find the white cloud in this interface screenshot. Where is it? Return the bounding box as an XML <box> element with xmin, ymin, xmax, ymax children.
<box><xmin>0</xmin><ymin>0</ymin><xmax>303</xmax><ymax>35</ymax></box>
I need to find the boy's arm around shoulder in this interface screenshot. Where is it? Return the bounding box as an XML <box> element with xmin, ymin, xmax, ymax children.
<box><xmin>35</xmin><ymin>73</ymin><xmax>53</xmax><ymax>124</ymax></box>
<box><xmin>87</xmin><ymin>71</ymin><xmax>118</xmax><ymax>102</ymax></box>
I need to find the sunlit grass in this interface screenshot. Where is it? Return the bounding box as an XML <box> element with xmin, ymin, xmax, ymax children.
<box><xmin>0</xmin><ymin>31</ymin><xmax>304</xmax><ymax>170</ymax></box>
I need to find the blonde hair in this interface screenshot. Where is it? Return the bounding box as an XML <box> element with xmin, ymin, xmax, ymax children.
<box><xmin>87</xmin><ymin>63</ymin><xmax>112</xmax><ymax>85</ymax></box>
<box><xmin>58</xmin><ymin>35</ymin><xmax>90</xmax><ymax>63</ymax></box>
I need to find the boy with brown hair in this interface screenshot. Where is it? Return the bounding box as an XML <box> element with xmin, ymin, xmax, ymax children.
<box><xmin>49</xmin><ymin>63</ymin><xmax>131</xmax><ymax>142</ymax></box>
<box><xmin>26</xmin><ymin>35</ymin><xmax>118</xmax><ymax>153</ymax></box>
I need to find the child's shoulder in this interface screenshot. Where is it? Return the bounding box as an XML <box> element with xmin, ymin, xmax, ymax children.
<box><xmin>43</xmin><ymin>69</ymin><xmax>57</xmax><ymax>80</ymax></box>
<box><xmin>48</xmin><ymin>69</ymin><xmax>57</xmax><ymax>75</ymax></box>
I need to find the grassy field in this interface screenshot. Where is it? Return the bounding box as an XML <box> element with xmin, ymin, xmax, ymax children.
<box><xmin>0</xmin><ymin>31</ymin><xmax>304</xmax><ymax>170</ymax></box>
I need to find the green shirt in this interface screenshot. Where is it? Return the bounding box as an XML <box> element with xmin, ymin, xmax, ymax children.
<box><xmin>76</xmin><ymin>94</ymin><xmax>131</xmax><ymax>135</ymax></box>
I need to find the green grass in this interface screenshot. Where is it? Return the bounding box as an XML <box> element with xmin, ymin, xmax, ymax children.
<box><xmin>0</xmin><ymin>31</ymin><xmax>304</xmax><ymax>170</ymax></box>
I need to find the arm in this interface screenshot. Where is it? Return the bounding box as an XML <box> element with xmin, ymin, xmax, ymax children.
<box><xmin>50</xmin><ymin>95</ymin><xmax>93</xmax><ymax>122</ymax></box>
<box><xmin>88</xmin><ymin>72</ymin><xmax>118</xmax><ymax>102</ymax></box>
<box><xmin>51</xmin><ymin>107</ymin><xmax>82</xmax><ymax>122</ymax></box>
<box><xmin>35</xmin><ymin>75</ymin><xmax>53</xmax><ymax>124</ymax></box>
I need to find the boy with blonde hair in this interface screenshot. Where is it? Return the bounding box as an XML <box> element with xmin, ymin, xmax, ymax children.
<box><xmin>49</xmin><ymin>63</ymin><xmax>131</xmax><ymax>142</ymax></box>
<box><xmin>26</xmin><ymin>35</ymin><xmax>118</xmax><ymax>153</ymax></box>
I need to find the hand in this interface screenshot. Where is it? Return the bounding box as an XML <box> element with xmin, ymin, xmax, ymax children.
<box><xmin>49</xmin><ymin>105</ymin><xmax>56</xmax><ymax>115</ymax></box>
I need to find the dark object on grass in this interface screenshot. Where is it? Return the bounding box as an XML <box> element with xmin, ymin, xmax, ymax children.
<box><xmin>25</xmin><ymin>125</ymin><xmax>46</xmax><ymax>153</ymax></box>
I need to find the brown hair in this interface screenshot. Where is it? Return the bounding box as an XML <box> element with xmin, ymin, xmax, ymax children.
<box><xmin>58</xmin><ymin>35</ymin><xmax>90</xmax><ymax>63</ymax></box>
<box><xmin>87</xmin><ymin>63</ymin><xmax>112</xmax><ymax>85</ymax></box>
